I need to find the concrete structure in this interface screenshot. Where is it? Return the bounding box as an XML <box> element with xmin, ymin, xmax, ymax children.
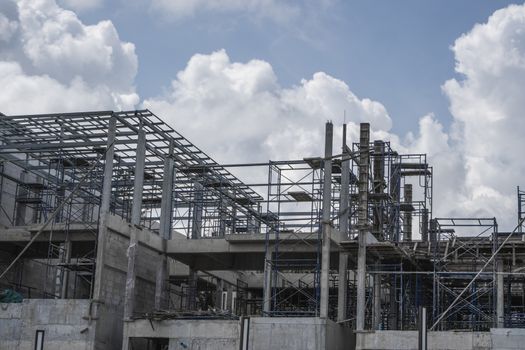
<box><xmin>1</xmin><ymin>110</ymin><xmax>525</xmax><ymax>350</ymax></box>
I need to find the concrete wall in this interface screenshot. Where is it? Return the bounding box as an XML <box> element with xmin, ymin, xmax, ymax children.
<box><xmin>123</xmin><ymin>317</ymin><xmax>353</xmax><ymax>350</ymax></box>
<box><xmin>356</xmin><ymin>330</ymin><xmax>492</xmax><ymax>350</ymax></box>
<box><xmin>0</xmin><ymin>299</ymin><xmax>95</xmax><ymax>350</ymax></box>
<box><xmin>94</xmin><ymin>217</ymin><xmax>164</xmax><ymax>349</ymax></box>
<box><xmin>491</xmin><ymin>328</ymin><xmax>525</xmax><ymax>349</ymax></box>
<box><xmin>125</xmin><ymin>319</ymin><xmax>240</xmax><ymax>350</ymax></box>
<box><xmin>248</xmin><ymin>317</ymin><xmax>352</xmax><ymax>350</ymax></box>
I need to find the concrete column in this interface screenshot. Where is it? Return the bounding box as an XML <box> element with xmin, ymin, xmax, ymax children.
<box><xmin>497</xmin><ymin>261</ymin><xmax>504</xmax><ymax>327</ymax></box>
<box><xmin>187</xmin><ymin>268</ymin><xmax>198</xmax><ymax>310</ymax></box>
<box><xmin>337</xmin><ymin>123</ymin><xmax>350</xmax><ymax>323</ymax></box>
<box><xmin>373</xmin><ymin>272</ymin><xmax>382</xmax><ymax>330</ymax></box>
<box><xmin>320</xmin><ymin>122</ymin><xmax>333</xmax><ymax>319</ymax></box>
<box><xmin>390</xmin><ymin>163</ymin><xmax>401</xmax><ymax>241</ymax></box>
<box><xmin>403</xmin><ymin>184</ymin><xmax>413</xmax><ymax>242</ymax></box>
<box><xmin>124</xmin><ymin>124</ymin><xmax>146</xmax><ymax>319</ymax></box>
<box><xmin>263</xmin><ymin>246</ymin><xmax>272</xmax><ymax>314</ymax></box>
<box><xmin>156</xmin><ymin>140</ymin><xmax>175</xmax><ymax>310</ymax></box>
<box><xmin>191</xmin><ymin>182</ymin><xmax>204</xmax><ymax>239</ymax></box>
<box><xmin>216</xmin><ymin>278</ymin><xmax>224</xmax><ymax>310</ymax></box>
<box><xmin>93</xmin><ymin>115</ymin><xmax>116</xmax><ymax>301</ymax></box>
<box><xmin>159</xmin><ymin>140</ymin><xmax>175</xmax><ymax>240</ymax></box>
<box><xmin>429</xmin><ymin>219</ymin><xmax>437</xmax><ymax>246</ymax></box>
<box><xmin>373</xmin><ymin>141</ymin><xmax>385</xmax><ymax>237</ymax></box>
<box><xmin>154</xmin><ymin>245</ymin><xmax>168</xmax><ymax>310</ymax></box>
<box><xmin>421</xmin><ymin>209</ymin><xmax>429</xmax><ymax>242</ymax></box>
<box><xmin>356</xmin><ymin>122</ymin><xmax>370</xmax><ymax>331</ymax></box>
<box><xmin>219</xmin><ymin>199</ymin><xmax>227</xmax><ymax>237</ymax></box>
<box><xmin>60</xmin><ymin>239</ymin><xmax>72</xmax><ymax>298</ymax></box>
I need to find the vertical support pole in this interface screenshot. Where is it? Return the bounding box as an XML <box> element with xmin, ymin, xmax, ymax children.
<box><xmin>159</xmin><ymin>140</ymin><xmax>175</xmax><ymax>241</ymax></box>
<box><xmin>156</xmin><ymin>140</ymin><xmax>175</xmax><ymax>310</ymax></box>
<box><xmin>60</xmin><ymin>239</ymin><xmax>72</xmax><ymax>298</ymax></box>
<box><xmin>372</xmin><ymin>141</ymin><xmax>385</xmax><ymax>238</ymax></box>
<box><xmin>124</xmin><ymin>122</ymin><xmax>146</xmax><ymax>319</ymax></box>
<box><xmin>356</xmin><ymin>123</ymin><xmax>370</xmax><ymax>331</ymax></box>
<box><xmin>418</xmin><ymin>306</ymin><xmax>427</xmax><ymax>350</ymax></box>
<box><xmin>373</xmin><ymin>271</ymin><xmax>382</xmax><ymax>330</ymax></box>
<box><xmin>186</xmin><ymin>268</ymin><xmax>198</xmax><ymax>310</ymax></box>
<box><xmin>337</xmin><ymin>123</ymin><xmax>350</xmax><ymax>323</ymax></box>
<box><xmin>421</xmin><ymin>209</ymin><xmax>429</xmax><ymax>242</ymax></box>
<box><xmin>497</xmin><ymin>261</ymin><xmax>504</xmax><ymax>327</ymax></box>
<box><xmin>263</xmin><ymin>246</ymin><xmax>272</xmax><ymax>314</ymax></box>
<box><xmin>93</xmin><ymin>115</ymin><xmax>116</xmax><ymax>301</ymax></box>
<box><xmin>191</xmin><ymin>182</ymin><xmax>204</xmax><ymax>239</ymax></box>
<box><xmin>404</xmin><ymin>184</ymin><xmax>413</xmax><ymax>242</ymax></box>
<box><xmin>320</xmin><ymin>122</ymin><xmax>333</xmax><ymax>319</ymax></box>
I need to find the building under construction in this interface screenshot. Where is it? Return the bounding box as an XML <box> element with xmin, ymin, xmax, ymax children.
<box><xmin>1</xmin><ymin>110</ymin><xmax>525</xmax><ymax>349</ymax></box>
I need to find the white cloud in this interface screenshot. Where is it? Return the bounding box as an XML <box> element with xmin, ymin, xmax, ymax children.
<box><xmin>143</xmin><ymin>49</ymin><xmax>394</xmax><ymax>165</ymax></box>
<box><xmin>0</xmin><ymin>0</ymin><xmax>138</xmax><ymax>114</ymax></box>
<box><xmin>0</xmin><ymin>12</ymin><xmax>18</xmax><ymax>42</ymax></box>
<box><xmin>150</xmin><ymin>0</ymin><xmax>300</xmax><ymax>23</ymax></box>
<box><xmin>441</xmin><ymin>3</ymin><xmax>525</xmax><ymax>229</ymax></box>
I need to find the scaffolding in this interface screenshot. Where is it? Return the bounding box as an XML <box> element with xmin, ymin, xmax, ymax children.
<box><xmin>1</xmin><ymin>110</ymin><xmax>524</xmax><ymax>336</ymax></box>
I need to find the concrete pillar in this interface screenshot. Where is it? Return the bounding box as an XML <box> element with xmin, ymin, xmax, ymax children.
<box><xmin>403</xmin><ymin>184</ymin><xmax>413</xmax><ymax>242</ymax></box>
<box><xmin>320</xmin><ymin>122</ymin><xmax>333</xmax><ymax>319</ymax></box>
<box><xmin>156</xmin><ymin>140</ymin><xmax>175</xmax><ymax>310</ymax></box>
<box><xmin>93</xmin><ymin>115</ymin><xmax>116</xmax><ymax>301</ymax></box>
<box><xmin>187</xmin><ymin>268</ymin><xmax>198</xmax><ymax>310</ymax></box>
<box><xmin>124</xmin><ymin>124</ymin><xmax>146</xmax><ymax>319</ymax></box>
<box><xmin>216</xmin><ymin>278</ymin><xmax>224</xmax><ymax>310</ymax></box>
<box><xmin>219</xmin><ymin>199</ymin><xmax>227</xmax><ymax>237</ymax></box>
<box><xmin>263</xmin><ymin>246</ymin><xmax>272</xmax><ymax>314</ymax></box>
<box><xmin>429</xmin><ymin>219</ymin><xmax>437</xmax><ymax>246</ymax></box>
<box><xmin>159</xmin><ymin>140</ymin><xmax>175</xmax><ymax>240</ymax></box>
<box><xmin>497</xmin><ymin>261</ymin><xmax>504</xmax><ymax>327</ymax></box>
<box><xmin>356</xmin><ymin>122</ymin><xmax>370</xmax><ymax>331</ymax></box>
<box><xmin>191</xmin><ymin>182</ymin><xmax>204</xmax><ymax>239</ymax></box>
<box><xmin>389</xmin><ymin>276</ymin><xmax>398</xmax><ymax>330</ymax></box>
<box><xmin>337</xmin><ymin>123</ymin><xmax>350</xmax><ymax>323</ymax></box>
<box><xmin>60</xmin><ymin>239</ymin><xmax>72</xmax><ymax>298</ymax></box>
<box><xmin>373</xmin><ymin>272</ymin><xmax>382</xmax><ymax>330</ymax></box>
<box><xmin>154</xmin><ymin>245</ymin><xmax>168</xmax><ymax>310</ymax></box>
<box><xmin>390</xmin><ymin>162</ymin><xmax>401</xmax><ymax>241</ymax></box>
<box><xmin>373</xmin><ymin>141</ymin><xmax>385</xmax><ymax>237</ymax></box>
<box><xmin>421</xmin><ymin>209</ymin><xmax>429</xmax><ymax>242</ymax></box>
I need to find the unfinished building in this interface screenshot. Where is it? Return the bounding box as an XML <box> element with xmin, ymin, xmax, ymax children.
<box><xmin>1</xmin><ymin>110</ymin><xmax>525</xmax><ymax>350</ymax></box>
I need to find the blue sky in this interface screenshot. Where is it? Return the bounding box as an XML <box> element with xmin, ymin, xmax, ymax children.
<box><xmin>77</xmin><ymin>0</ymin><xmax>519</xmax><ymax>135</ymax></box>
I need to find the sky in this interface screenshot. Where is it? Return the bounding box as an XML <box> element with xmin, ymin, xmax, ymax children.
<box><xmin>1</xmin><ymin>0</ymin><xmax>525</xmax><ymax>230</ymax></box>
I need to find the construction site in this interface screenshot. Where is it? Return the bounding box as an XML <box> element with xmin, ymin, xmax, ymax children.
<box><xmin>1</xmin><ymin>109</ymin><xmax>525</xmax><ymax>350</ymax></box>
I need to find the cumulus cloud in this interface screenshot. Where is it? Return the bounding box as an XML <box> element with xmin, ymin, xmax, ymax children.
<box><xmin>0</xmin><ymin>0</ymin><xmax>138</xmax><ymax>114</ymax></box>
<box><xmin>150</xmin><ymin>0</ymin><xmax>300</xmax><ymax>23</ymax></box>
<box><xmin>441</xmin><ymin>3</ymin><xmax>525</xmax><ymax>229</ymax></box>
<box><xmin>143</xmin><ymin>49</ymin><xmax>395</xmax><ymax>165</ymax></box>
